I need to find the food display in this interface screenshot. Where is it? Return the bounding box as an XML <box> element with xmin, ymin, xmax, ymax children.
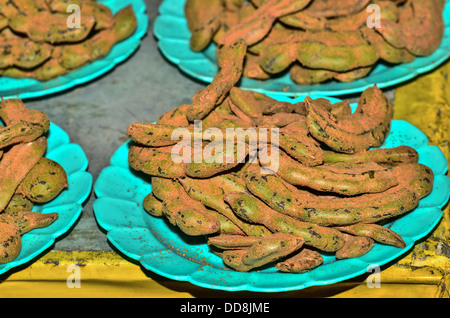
<box><xmin>0</xmin><ymin>0</ymin><xmax>137</xmax><ymax>81</ymax></box>
<box><xmin>0</xmin><ymin>99</ymin><xmax>68</xmax><ymax>264</ymax></box>
<box><xmin>126</xmin><ymin>84</ymin><xmax>435</xmax><ymax>273</ymax></box>
<box><xmin>184</xmin><ymin>0</ymin><xmax>445</xmax><ymax>85</ymax></box>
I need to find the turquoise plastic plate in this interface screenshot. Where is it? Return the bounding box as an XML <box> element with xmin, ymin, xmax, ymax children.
<box><xmin>93</xmin><ymin>96</ymin><xmax>450</xmax><ymax>293</ymax></box>
<box><xmin>154</xmin><ymin>0</ymin><xmax>450</xmax><ymax>97</ymax></box>
<box><xmin>0</xmin><ymin>122</ymin><xmax>93</xmax><ymax>276</ymax></box>
<box><xmin>0</xmin><ymin>0</ymin><xmax>148</xmax><ymax>100</ymax></box>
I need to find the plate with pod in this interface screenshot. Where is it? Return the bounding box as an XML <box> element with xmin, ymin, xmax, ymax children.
<box><xmin>92</xmin><ymin>95</ymin><xmax>450</xmax><ymax>292</ymax></box>
<box><xmin>0</xmin><ymin>0</ymin><xmax>149</xmax><ymax>100</ymax></box>
<box><xmin>154</xmin><ymin>0</ymin><xmax>450</xmax><ymax>97</ymax></box>
<box><xmin>0</xmin><ymin>122</ymin><xmax>93</xmax><ymax>276</ymax></box>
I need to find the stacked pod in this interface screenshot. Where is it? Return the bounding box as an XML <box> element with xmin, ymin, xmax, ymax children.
<box><xmin>0</xmin><ymin>99</ymin><xmax>69</xmax><ymax>264</ymax></box>
<box><xmin>126</xmin><ymin>84</ymin><xmax>434</xmax><ymax>273</ymax></box>
<box><xmin>0</xmin><ymin>0</ymin><xmax>137</xmax><ymax>81</ymax></box>
<box><xmin>185</xmin><ymin>0</ymin><xmax>445</xmax><ymax>85</ymax></box>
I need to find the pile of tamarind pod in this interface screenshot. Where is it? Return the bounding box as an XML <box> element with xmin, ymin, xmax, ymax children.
<box><xmin>0</xmin><ymin>99</ymin><xmax>69</xmax><ymax>264</ymax></box>
<box><xmin>127</xmin><ymin>84</ymin><xmax>435</xmax><ymax>273</ymax></box>
<box><xmin>185</xmin><ymin>0</ymin><xmax>445</xmax><ymax>85</ymax></box>
<box><xmin>0</xmin><ymin>0</ymin><xmax>137</xmax><ymax>81</ymax></box>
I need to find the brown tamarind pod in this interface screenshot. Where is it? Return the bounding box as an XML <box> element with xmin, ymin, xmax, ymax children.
<box><xmin>278</xmin><ymin>11</ymin><xmax>326</xmax><ymax>31</ymax></box>
<box><xmin>229</xmin><ymin>87</ymin><xmax>264</xmax><ymax>118</ymax></box>
<box><xmin>333</xmin><ymin>66</ymin><xmax>374</xmax><ymax>83</ymax></box>
<box><xmin>0</xmin><ymin>221</ymin><xmax>21</xmax><ymax>264</ymax></box>
<box><xmin>392</xmin><ymin>163</ymin><xmax>434</xmax><ymax>199</ymax></box>
<box><xmin>335</xmin><ymin>234</ymin><xmax>374</xmax><ymax>260</ymax></box>
<box><xmin>128</xmin><ymin>144</ymin><xmax>186</xmax><ymax>179</ymax></box>
<box><xmin>207</xmin><ymin>209</ymin><xmax>246</xmax><ymax>235</ymax></box>
<box><xmin>142</xmin><ymin>192</ymin><xmax>163</xmax><ymax>217</ymax></box>
<box><xmin>208</xmin><ymin>234</ymin><xmax>261</xmax><ymax>250</ymax></box>
<box><xmin>17</xmin><ymin>157</ymin><xmax>68</xmax><ymax>203</ymax></box>
<box><xmin>304</xmin><ymin>0</ymin><xmax>371</xmax><ymax>18</ymax></box>
<box><xmin>157</xmin><ymin>104</ymin><xmax>190</xmax><ymax>127</ymax></box>
<box><xmin>80</xmin><ymin>1</ymin><xmax>113</xmax><ymax>30</ymax></box>
<box><xmin>221</xmin><ymin>249</ymin><xmax>254</xmax><ymax>272</ymax></box>
<box><xmin>242</xmin><ymin>53</ymin><xmax>271</xmax><ymax>80</ymax></box>
<box><xmin>0</xmin><ymin>123</ymin><xmax>45</xmax><ymax>150</ymax></box>
<box><xmin>274</xmin><ymin>149</ymin><xmax>398</xmax><ymax>196</ymax></box>
<box><xmin>305</xmin><ymin>85</ymin><xmax>393</xmax><ymax>153</ymax></box>
<box><xmin>227</xmin><ymin>98</ymin><xmax>257</xmax><ymax>126</ymax></box>
<box><xmin>0</xmin><ymin>137</ymin><xmax>47</xmax><ymax>212</ymax></box>
<box><xmin>289</xmin><ymin>64</ymin><xmax>335</xmax><ymax>85</ymax></box>
<box><xmin>185</xmin><ymin>0</ymin><xmax>223</xmax><ymax>51</ymax></box>
<box><xmin>0</xmin><ymin>99</ymin><xmax>51</xmax><ymax>133</ymax></box>
<box><xmin>323</xmin><ymin>146</ymin><xmax>419</xmax><ymax>166</ymax></box>
<box><xmin>275</xmin><ymin>248</ymin><xmax>323</xmax><ymax>273</ymax></box>
<box><xmin>45</xmin><ymin>0</ymin><xmax>81</xmax><ymax>12</ymax></box>
<box><xmin>0</xmin><ymin>211</ymin><xmax>58</xmax><ymax>235</ymax></box>
<box><xmin>335</xmin><ymin>223</ymin><xmax>406</xmax><ymax>248</ymax></box>
<box><xmin>178</xmin><ymin>174</ymin><xmax>271</xmax><ymax>237</ymax></box>
<box><xmin>187</xmin><ymin>39</ymin><xmax>247</xmax><ymax>121</ymax></box>
<box><xmin>375</xmin><ymin>0</ymin><xmax>444</xmax><ymax>56</ymax></box>
<box><xmin>150</xmin><ymin>177</ymin><xmax>181</xmax><ymax>201</ymax></box>
<box><xmin>258</xmin><ymin>42</ymin><xmax>297</xmax><ymax>75</ymax></box>
<box><xmin>0</xmin><ymin>37</ymin><xmax>53</xmax><ymax>70</ymax></box>
<box><xmin>225</xmin><ymin>191</ymin><xmax>345</xmax><ymax>252</ymax></box>
<box><xmin>254</xmin><ymin>113</ymin><xmax>306</xmax><ymax>128</ymax></box>
<box><xmin>4</xmin><ymin>194</ymin><xmax>34</xmax><ymax>213</ymax></box>
<box><xmin>126</xmin><ymin>123</ymin><xmax>190</xmax><ymax>147</ymax></box>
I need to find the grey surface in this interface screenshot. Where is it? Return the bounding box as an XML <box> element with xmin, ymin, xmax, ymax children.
<box><xmin>25</xmin><ymin>0</ymin><xmax>395</xmax><ymax>251</ymax></box>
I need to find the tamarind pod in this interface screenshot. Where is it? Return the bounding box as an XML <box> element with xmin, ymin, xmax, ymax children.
<box><xmin>274</xmin><ymin>149</ymin><xmax>398</xmax><ymax>196</ymax></box>
<box><xmin>229</xmin><ymin>87</ymin><xmax>263</xmax><ymax>118</ymax></box>
<box><xmin>126</xmin><ymin>123</ymin><xmax>189</xmax><ymax>147</ymax></box>
<box><xmin>0</xmin><ymin>99</ymin><xmax>50</xmax><ymax>133</ymax></box>
<box><xmin>0</xmin><ymin>221</ymin><xmax>21</xmax><ymax>264</ymax></box>
<box><xmin>17</xmin><ymin>158</ymin><xmax>68</xmax><ymax>203</ymax></box>
<box><xmin>241</xmin><ymin>233</ymin><xmax>304</xmax><ymax>268</ymax></box>
<box><xmin>295</xmin><ymin>30</ymin><xmax>379</xmax><ymax>73</ymax></box>
<box><xmin>0</xmin><ymin>14</ymin><xmax>7</xmax><ymax>30</ymax></box>
<box><xmin>278</xmin><ymin>11</ymin><xmax>326</xmax><ymax>31</ymax></box>
<box><xmin>227</xmin><ymin>98</ymin><xmax>257</xmax><ymax>126</ymax></box>
<box><xmin>323</xmin><ymin>146</ymin><xmax>419</xmax><ymax>166</ymax></box>
<box><xmin>151</xmin><ymin>177</ymin><xmax>183</xmax><ymax>202</ymax></box>
<box><xmin>289</xmin><ymin>64</ymin><xmax>335</xmax><ymax>85</ymax></box>
<box><xmin>156</xmin><ymin>104</ymin><xmax>190</xmax><ymax>127</ymax></box>
<box><xmin>187</xmin><ymin>39</ymin><xmax>247</xmax><ymax>121</ymax></box>
<box><xmin>335</xmin><ymin>223</ymin><xmax>406</xmax><ymax>248</ymax></box>
<box><xmin>161</xmin><ymin>197</ymin><xmax>220</xmax><ymax>236</ymax></box>
<box><xmin>225</xmin><ymin>191</ymin><xmax>345</xmax><ymax>252</ymax></box>
<box><xmin>321</xmin><ymin>161</ymin><xmax>389</xmax><ymax>175</ymax></box>
<box><xmin>0</xmin><ymin>123</ymin><xmax>45</xmax><ymax>150</ymax></box>
<box><xmin>46</xmin><ymin>0</ymin><xmax>82</xmax><ymax>12</ymax></box>
<box><xmin>254</xmin><ymin>113</ymin><xmax>306</xmax><ymax>128</ymax></box>
<box><xmin>335</xmin><ymin>234</ymin><xmax>374</xmax><ymax>260</ymax></box>
<box><xmin>361</xmin><ymin>27</ymin><xmax>415</xmax><ymax>64</ymax></box>
<box><xmin>242</xmin><ymin>53</ymin><xmax>271</xmax><ymax>80</ymax></box>
<box><xmin>0</xmin><ymin>211</ymin><xmax>58</xmax><ymax>235</ymax></box>
<box><xmin>259</xmin><ymin>42</ymin><xmax>297</xmax><ymax>75</ymax></box>
<box><xmin>329</xmin><ymin>100</ymin><xmax>352</xmax><ymax>118</ymax></box>
<box><xmin>222</xmin><ymin>0</ymin><xmax>245</xmax><ymax>11</ymax></box>
<box><xmin>221</xmin><ymin>249</ymin><xmax>254</xmax><ymax>272</ymax></box>
<box><xmin>304</xmin><ymin>0</ymin><xmax>371</xmax><ymax>18</ymax></box>
<box><xmin>0</xmin><ymin>137</ymin><xmax>47</xmax><ymax>212</ymax></box>
<box><xmin>208</xmin><ymin>209</ymin><xmax>246</xmax><ymax>235</ymax></box>
<box><xmin>185</xmin><ymin>0</ymin><xmax>223</xmax><ymax>51</ymax></box>
<box><xmin>275</xmin><ymin>248</ymin><xmax>323</xmax><ymax>273</ymax></box>
<box><xmin>213</xmin><ymin>10</ymin><xmax>241</xmax><ymax>44</ymax></box>
<box><xmin>0</xmin><ymin>38</ymin><xmax>53</xmax><ymax>69</ymax></box>
<box><xmin>143</xmin><ymin>192</ymin><xmax>163</xmax><ymax>217</ymax></box>
<box><xmin>80</xmin><ymin>1</ymin><xmax>113</xmax><ymax>30</ymax></box>
<box><xmin>208</xmin><ymin>234</ymin><xmax>261</xmax><ymax>250</ymax></box>
<box><xmin>4</xmin><ymin>194</ymin><xmax>34</xmax><ymax>213</ymax></box>
<box><xmin>376</xmin><ymin>0</ymin><xmax>444</xmax><ymax>56</ymax></box>
<box><xmin>392</xmin><ymin>163</ymin><xmax>434</xmax><ymax>199</ymax></box>
<box><xmin>128</xmin><ymin>144</ymin><xmax>186</xmax><ymax>179</ymax></box>
<box><xmin>333</xmin><ymin>66</ymin><xmax>374</xmax><ymax>83</ymax></box>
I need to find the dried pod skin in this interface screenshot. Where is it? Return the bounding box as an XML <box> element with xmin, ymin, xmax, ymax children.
<box><xmin>0</xmin><ymin>99</ymin><xmax>50</xmax><ymax>133</ymax></box>
<box><xmin>225</xmin><ymin>191</ymin><xmax>345</xmax><ymax>252</ymax></box>
<box><xmin>0</xmin><ymin>221</ymin><xmax>21</xmax><ymax>264</ymax></box>
<box><xmin>276</xmin><ymin>248</ymin><xmax>323</xmax><ymax>273</ymax></box>
<box><xmin>335</xmin><ymin>223</ymin><xmax>406</xmax><ymax>248</ymax></box>
<box><xmin>142</xmin><ymin>192</ymin><xmax>163</xmax><ymax>217</ymax></box>
<box><xmin>0</xmin><ymin>123</ymin><xmax>45</xmax><ymax>150</ymax></box>
<box><xmin>0</xmin><ymin>137</ymin><xmax>47</xmax><ymax>212</ymax></box>
<box><xmin>0</xmin><ymin>211</ymin><xmax>58</xmax><ymax>235</ymax></box>
<box><xmin>335</xmin><ymin>234</ymin><xmax>374</xmax><ymax>259</ymax></box>
<box><xmin>18</xmin><ymin>157</ymin><xmax>68</xmax><ymax>203</ymax></box>
<box><xmin>4</xmin><ymin>194</ymin><xmax>34</xmax><ymax>213</ymax></box>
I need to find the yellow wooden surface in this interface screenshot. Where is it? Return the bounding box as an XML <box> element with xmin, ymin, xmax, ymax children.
<box><xmin>0</xmin><ymin>61</ymin><xmax>449</xmax><ymax>299</ymax></box>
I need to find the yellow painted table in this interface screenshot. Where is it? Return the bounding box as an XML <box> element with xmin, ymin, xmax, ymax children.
<box><xmin>0</xmin><ymin>62</ymin><xmax>449</xmax><ymax>299</ymax></box>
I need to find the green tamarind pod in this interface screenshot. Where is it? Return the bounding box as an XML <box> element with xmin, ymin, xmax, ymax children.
<box><xmin>80</xmin><ymin>1</ymin><xmax>113</xmax><ymax>30</ymax></box>
<box><xmin>334</xmin><ymin>66</ymin><xmax>374</xmax><ymax>83</ymax></box>
<box><xmin>254</xmin><ymin>113</ymin><xmax>306</xmax><ymax>128</ymax></box>
<box><xmin>179</xmin><ymin>175</ymin><xmax>271</xmax><ymax>237</ymax></box>
<box><xmin>274</xmin><ymin>149</ymin><xmax>398</xmax><ymax>196</ymax></box>
<box><xmin>329</xmin><ymin>100</ymin><xmax>352</xmax><ymax>118</ymax></box>
<box><xmin>275</xmin><ymin>248</ymin><xmax>323</xmax><ymax>273</ymax></box>
<box><xmin>304</xmin><ymin>0</ymin><xmax>371</xmax><ymax>18</ymax></box>
<box><xmin>157</xmin><ymin>104</ymin><xmax>190</xmax><ymax>127</ymax></box>
<box><xmin>259</xmin><ymin>42</ymin><xmax>297</xmax><ymax>75</ymax></box>
<box><xmin>221</xmin><ymin>249</ymin><xmax>254</xmax><ymax>272</ymax></box>
<box><xmin>128</xmin><ymin>144</ymin><xmax>186</xmax><ymax>179</ymax></box>
<box><xmin>0</xmin><ymin>137</ymin><xmax>47</xmax><ymax>212</ymax></box>
<box><xmin>323</xmin><ymin>146</ymin><xmax>419</xmax><ymax>166</ymax></box>
<box><xmin>241</xmin><ymin>233</ymin><xmax>304</xmax><ymax>268</ymax></box>
<box><xmin>18</xmin><ymin>158</ymin><xmax>68</xmax><ymax>203</ymax></box>
<box><xmin>225</xmin><ymin>191</ymin><xmax>345</xmax><ymax>252</ymax></box>
<box><xmin>207</xmin><ymin>209</ymin><xmax>246</xmax><ymax>235</ymax></box>
<box><xmin>0</xmin><ymin>221</ymin><xmax>21</xmax><ymax>264</ymax></box>
<box><xmin>4</xmin><ymin>194</ymin><xmax>34</xmax><ymax>213</ymax></box>
<box><xmin>278</xmin><ymin>11</ymin><xmax>326</xmax><ymax>31</ymax></box>
<box><xmin>0</xmin><ymin>99</ymin><xmax>50</xmax><ymax>133</ymax></box>
<box><xmin>143</xmin><ymin>192</ymin><xmax>163</xmax><ymax>217</ymax></box>
<box><xmin>290</xmin><ymin>64</ymin><xmax>335</xmax><ymax>85</ymax></box>
<box><xmin>46</xmin><ymin>0</ymin><xmax>82</xmax><ymax>12</ymax></box>
<box><xmin>0</xmin><ymin>211</ymin><xmax>58</xmax><ymax>235</ymax></box>
<box><xmin>393</xmin><ymin>163</ymin><xmax>434</xmax><ymax>199</ymax></box>
<box><xmin>0</xmin><ymin>38</ymin><xmax>53</xmax><ymax>69</ymax></box>
<box><xmin>0</xmin><ymin>123</ymin><xmax>45</xmax><ymax>150</ymax></box>
<box><xmin>335</xmin><ymin>234</ymin><xmax>374</xmax><ymax>260</ymax></box>
<box><xmin>126</xmin><ymin>123</ymin><xmax>189</xmax><ymax>147</ymax></box>
<box><xmin>335</xmin><ymin>223</ymin><xmax>406</xmax><ymax>248</ymax></box>
<box><xmin>229</xmin><ymin>87</ymin><xmax>263</xmax><ymax>117</ymax></box>
<box><xmin>208</xmin><ymin>234</ymin><xmax>261</xmax><ymax>250</ymax></box>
